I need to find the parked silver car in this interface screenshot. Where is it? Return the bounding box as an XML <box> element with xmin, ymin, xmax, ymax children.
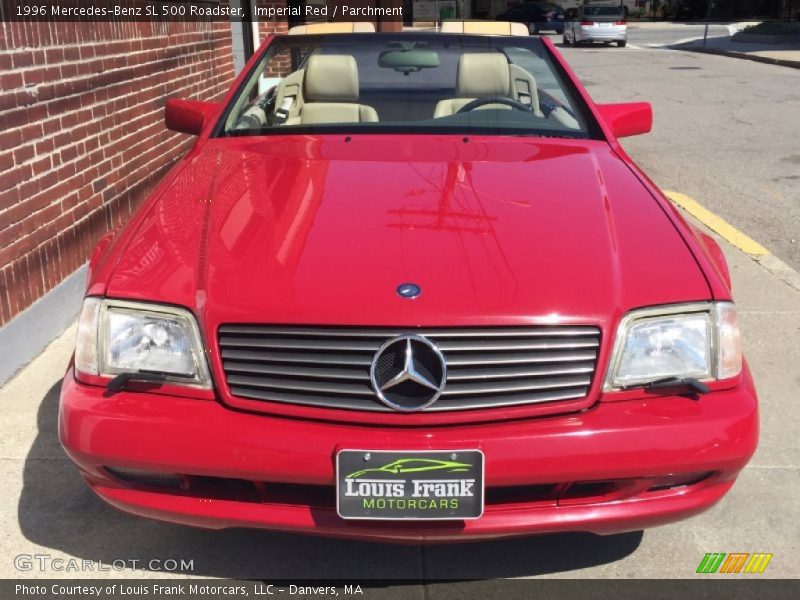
<box><xmin>564</xmin><ymin>5</ymin><xmax>627</xmax><ymax>47</ymax></box>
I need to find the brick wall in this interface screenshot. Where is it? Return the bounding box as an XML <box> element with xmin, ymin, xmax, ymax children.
<box><xmin>0</xmin><ymin>20</ymin><xmax>235</xmax><ymax>326</ymax></box>
<box><xmin>256</xmin><ymin>0</ymin><xmax>289</xmax><ymax>37</ymax></box>
<box><xmin>257</xmin><ymin>1</ymin><xmax>289</xmax><ymax>76</ymax></box>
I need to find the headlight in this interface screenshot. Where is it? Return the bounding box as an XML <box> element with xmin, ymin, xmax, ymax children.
<box><xmin>75</xmin><ymin>298</ymin><xmax>211</xmax><ymax>388</ymax></box>
<box><xmin>604</xmin><ymin>302</ymin><xmax>742</xmax><ymax>391</ymax></box>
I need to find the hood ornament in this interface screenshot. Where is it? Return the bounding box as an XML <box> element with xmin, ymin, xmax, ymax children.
<box><xmin>396</xmin><ymin>283</ymin><xmax>421</xmax><ymax>299</ymax></box>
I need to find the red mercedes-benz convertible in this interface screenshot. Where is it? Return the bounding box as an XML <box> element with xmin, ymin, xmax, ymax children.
<box><xmin>59</xmin><ymin>23</ymin><xmax>758</xmax><ymax>543</ymax></box>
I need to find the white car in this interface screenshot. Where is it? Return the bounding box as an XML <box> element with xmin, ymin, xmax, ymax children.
<box><xmin>564</xmin><ymin>4</ymin><xmax>628</xmax><ymax>47</ymax></box>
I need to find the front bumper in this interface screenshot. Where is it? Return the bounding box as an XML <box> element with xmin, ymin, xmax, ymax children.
<box><xmin>60</xmin><ymin>367</ymin><xmax>758</xmax><ymax>543</ymax></box>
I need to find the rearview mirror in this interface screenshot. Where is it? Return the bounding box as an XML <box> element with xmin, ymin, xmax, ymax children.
<box><xmin>165</xmin><ymin>98</ymin><xmax>218</xmax><ymax>136</ymax></box>
<box><xmin>596</xmin><ymin>102</ymin><xmax>653</xmax><ymax>138</ymax></box>
<box><xmin>378</xmin><ymin>48</ymin><xmax>440</xmax><ymax>74</ymax></box>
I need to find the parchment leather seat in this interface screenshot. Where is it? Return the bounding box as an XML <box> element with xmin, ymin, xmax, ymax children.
<box><xmin>434</xmin><ymin>53</ymin><xmax>544</xmax><ymax>118</ymax></box>
<box><xmin>298</xmin><ymin>55</ymin><xmax>379</xmax><ymax>125</ymax></box>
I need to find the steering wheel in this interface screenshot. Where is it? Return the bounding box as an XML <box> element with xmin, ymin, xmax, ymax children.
<box><xmin>456</xmin><ymin>97</ymin><xmax>533</xmax><ymax>114</ymax></box>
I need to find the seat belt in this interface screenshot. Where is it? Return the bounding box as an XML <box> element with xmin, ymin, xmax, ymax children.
<box><xmin>274</xmin><ymin>96</ymin><xmax>295</xmax><ymax>124</ymax></box>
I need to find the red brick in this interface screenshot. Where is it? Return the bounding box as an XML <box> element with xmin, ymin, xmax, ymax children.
<box><xmin>0</xmin><ymin>187</ymin><xmax>20</xmax><ymax>213</ymax></box>
<box><xmin>0</xmin><ymin>164</ymin><xmax>31</xmax><ymax>193</ymax></box>
<box><xmin>0</xmin><ymin>151</ymin><xmax>13</xmax><ymax>172</ymax></box>
<box><xmin>23</xmin><ymin>68</ymin><xmax>46</xmax><ymax>86</ymax></box>
<box><xmin>41</xmin><ymin>117</ymin><xmax>60</xmax><ymax>136</ymax></box>
<box><xmin>0</xmin><ymin>129</ymin><xmax>23</xmax><ymax>150</ymax></box>
<box><xmin>30</xmin><ymin>156</ymin><xmax>51</xmax><ymax>176</ymax></box>
<box><xmin>0</xmin><ymin>269</ymin><xmax>11</xmax><ymax>324</ymax></box>
<box><xmin>26</xmin><ymin>252</ymin><xmax>44</xmax><ymax>302</ymax></box>
<box><xmin>6</xmin><ymin>266</ymin><xmax>20</xmax><ymax>317</ymax></box>
<box><xmin>45</xmin><ymin>48</ymin><xmax>65</xmax><ymax>63</ymax></box>
<box><xmin>60</xmin><ymin>63</ymin><xmax>79</xmax><ymax>79</ymax></box>
<box><xmin>11</xmin><ymin>259</ymin><xmax>30</xmax><ymax>310</ymax></box>
<box><xmin>1</xmin><ymin>71</ymin><xmax>24</xmax><ymax>89</ymax></box>
<box><xmin>0</xmin><ymin>221</ymin><xmax>24</xmax><ymax>251</ymax></box>
<box><xmin>13</xmin><ymin>143</ymin><xmax>35</xmax><ymax>164</ymax></box>
<box><xmin>60</xmin><ymin>145</ymin><xmax>79</xmax><ymax>163</ymax></box>
<box><xmin>0</xmin><ymin>20</ymin><xmax>236</xmax><ymax>325</ymax></box>
<box><xmin>43</xmin><ymin>240</ymin><xmax>59</xmax><ymax>289</ymax></box>
<box><xmin>11</xmin><ymin>51</ymin><xmax>33</xmax><ymax>69</ymax></box>
<box><xmin>34</xmin><ymin>138</ymin><xmax>55</xmax><ymax>154</ymax></box>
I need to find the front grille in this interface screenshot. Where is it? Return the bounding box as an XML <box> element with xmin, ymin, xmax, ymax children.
<box><xmin>218</xmin><ymin>325</ymin><xmax>601</xmax><ymax>412</ymax></box>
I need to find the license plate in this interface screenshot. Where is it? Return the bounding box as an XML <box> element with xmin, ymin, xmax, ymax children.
<box><xmin>599</xmin><ymin>22</ymin><xmax>611</xmax><ymax>27</ymax></box>
<box><xmin>336</xmin><ymin>450</ymin><xmax>484</xmax><ymax>520</ymax></box>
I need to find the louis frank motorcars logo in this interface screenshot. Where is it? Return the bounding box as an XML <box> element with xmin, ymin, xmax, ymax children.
<box><xmin>344</xmin><ymin>458</ymin><xmax>475</xmax><ymax>510</ymax></box>
<box><xmin>696</xmin><ymin>552</ymin><xmax>773</xmax><ymax>574</ymax></box>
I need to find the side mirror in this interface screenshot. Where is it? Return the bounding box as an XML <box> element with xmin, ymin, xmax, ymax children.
<box><xmin>165</xmin><ymin>98</ymin><xmax>218</xmax><ymax>136</ymax></box>
<box><xmin>596</xmin><ymin>102</ymin><xmax>653</xmax><ymax>138</ymax></box>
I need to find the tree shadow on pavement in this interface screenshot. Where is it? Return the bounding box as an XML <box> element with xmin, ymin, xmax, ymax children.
<box><xmin>19</xmin><ymin>380</ymin><xmax>643</xmax><ymax>579</ymax></box>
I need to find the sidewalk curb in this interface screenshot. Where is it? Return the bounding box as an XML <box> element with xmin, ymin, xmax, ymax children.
<box><xmin>754</xmin><ymin>254</ymin><xmax>800</xmax><ymax>295</ymax></box>
<box><xmin>681</xmin><ymin>45</ymin><xmax>800</xmax><ymax>69</ymax></box>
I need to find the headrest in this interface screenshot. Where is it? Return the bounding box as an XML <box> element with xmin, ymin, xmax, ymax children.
<box><xmin>289</xmin><ymin>22</ymin><xmax>375</xmax><ymax>35</ymax></box>
<box><xmin>457</xmin><ymin>53</ymin><xmax>510</xmax><ymax>98</ymax></box>
<box><xmin>441</xmin><ymin>21</ymin><xmax>529</xmax><ymax>36</ymax></box>
<box><xmin>304</xmin><ymin>55</ymin><xmax>359</xmax><ymax>103</ymax></box>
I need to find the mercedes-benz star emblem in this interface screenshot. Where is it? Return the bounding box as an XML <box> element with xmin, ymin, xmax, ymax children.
<box><xmin>396</xmin><ymin>283</ymin><xmax>421</xmax><ymax>299</ymax></box>
<box><xmin>370</xmin><ymin>335</ymin><xmax>446</xmax><ymax>412</ymax></box>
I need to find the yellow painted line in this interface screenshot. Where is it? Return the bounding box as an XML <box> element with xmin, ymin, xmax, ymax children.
<box><xmin>664</xmin><ymin>190</ymin><xmax>770</xmax><ymax>256</ymax></box>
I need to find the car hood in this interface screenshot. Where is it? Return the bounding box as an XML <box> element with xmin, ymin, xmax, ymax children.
<box><xmin>106</xmin><ymin>136</ymin><xmax>709</xmax><ymax>329</ymax></box>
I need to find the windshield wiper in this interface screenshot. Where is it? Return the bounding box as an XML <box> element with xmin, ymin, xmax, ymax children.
<box><xmin>106</xmin><ymin>370</ymin><xmax>190</xmax><ymax>396</ymax></box>
<box><xmin>640</xmin><ymin>377</ymin><xmax>710</xmax><ymax>398</ymax></box>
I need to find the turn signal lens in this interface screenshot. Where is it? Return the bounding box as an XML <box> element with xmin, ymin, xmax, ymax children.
<box><xmin>715</xmin><ymin>303</ymin><xmax>742</xmax><ymax>379</ymax></box>
<box><xmin>75</xmin><ymin>297</ymin><xmax>101</xmax><ymax>375</ymax></box>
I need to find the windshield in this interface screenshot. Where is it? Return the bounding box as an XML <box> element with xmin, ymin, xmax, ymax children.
<box><xmin>583</xmin><ymin>6</ymin><xmax>624</xmax><ymax>17</ymax></box>
<box><xmin>218</xmin><ymin>33</ymin><xmax>592</xmax><ymax>139</ymax></box>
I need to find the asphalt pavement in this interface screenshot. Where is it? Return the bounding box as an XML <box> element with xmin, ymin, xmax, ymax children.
<box><xmin>1</xmin><ymin>27</ymin><xmax>799</xmax><ymax>583</ymax></box>
<box><xmin>554</xmin><ymin>27</ymin><xmax>800</xmax><ymax>271</ymax></box>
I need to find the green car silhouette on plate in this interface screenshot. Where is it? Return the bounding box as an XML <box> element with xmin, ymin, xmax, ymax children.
<box><xmin>346</xmin><ymin>458</ymin><xmax>472</xmax><ymax>479</ymax></box>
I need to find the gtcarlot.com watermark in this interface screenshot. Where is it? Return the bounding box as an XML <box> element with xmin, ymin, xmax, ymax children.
<box><xmin>14</xmin><ymin>554</ymin><xmax>194</xmax><ymax>573</ymax></box>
